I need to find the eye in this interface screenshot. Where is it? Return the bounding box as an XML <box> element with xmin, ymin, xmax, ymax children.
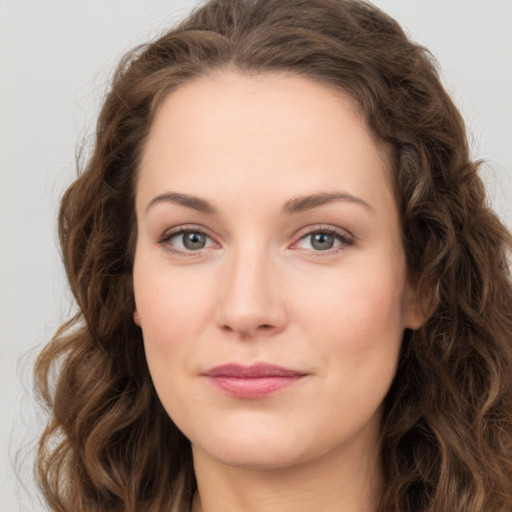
<box><xmin>292</xmin><ymin>227</ymin><xmax>354</xmax><ymax>252</ymax></box>
<box><xmin>159</xmin><ymin>228</ymin><xmax>216</xmax><ymax>253</ymax></box>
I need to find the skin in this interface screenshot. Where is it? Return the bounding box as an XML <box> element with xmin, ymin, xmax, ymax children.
<box><xmin>133</xmin><ymin>70</ymin><xmax>425</xmax><ymax>512</ymax></box>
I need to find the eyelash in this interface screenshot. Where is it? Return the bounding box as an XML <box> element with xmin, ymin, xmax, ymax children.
<box><xmin>291</xmin><ymin>225</ymin><xmax>355</xmax><ymax>255</ymax></box>
<box><xmin>157</xmin><ymin>226</ymin><xmax>215</xmax><ymax>256</ymax></box>
<box><xmin>157</xmin><ymin>225</ymin><xmax>355</xmax><ymax>256</ymax></box>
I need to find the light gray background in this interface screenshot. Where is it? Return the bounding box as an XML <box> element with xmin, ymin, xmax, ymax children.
<box><xmin>1</xmin><ymin>1</ymin><xmax>511</xmax><ymax>511</ymax></box>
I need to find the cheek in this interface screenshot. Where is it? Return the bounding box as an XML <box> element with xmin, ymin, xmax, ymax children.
<box><xmin>292</xmin><ymin>257</ymin><xmax>406</xmax><ymax>380</ymax></box>
<box><xmin>303</xmin><ymin>268</ymin><xmax>405</xmax><ymax>418</ymax></box>
<box><xmin>133</xmin><ymin>263</ymin><xmax>215</xmax><ymax>421</ymax></box>
<box><xmin>298</xmin><ymin>260</ymin><xmax>405</xmax><ymax>333</ymax></box>
<box><xmin>132</xmin><ymin>255</ymin><xmax>216</xmax><ymax>378</ymax></box>
<box><xmin>134</xmin><ymin>250</ymin><xmax>213</xmax><ymax>329</ymax></box>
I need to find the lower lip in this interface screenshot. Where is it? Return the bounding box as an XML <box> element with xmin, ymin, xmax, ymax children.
<box><xmin>206</xmin><ymin>376</ymin><xmax>304</xmax><ymax>399</ymax></box>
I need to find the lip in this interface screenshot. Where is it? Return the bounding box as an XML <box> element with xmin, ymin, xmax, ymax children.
<box><xmin>202</xmin><ymin>363</ymin><xmax>308</xmax><ymax>399</ymax></box>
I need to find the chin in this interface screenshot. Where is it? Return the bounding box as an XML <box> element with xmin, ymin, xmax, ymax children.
<box><xmin>185</xmin><ymin>401</ymin><xmax>384</xmax><ymax>473</ymax></box>
<box><xmin>189</xmin><ymin>417</ymin><xmax>333</xmax><ymax>470</ymax></box>
<box><xmin>194</xmin><ymin>437</ymin><xmax>311</xmax><ymax>470</ymax></box>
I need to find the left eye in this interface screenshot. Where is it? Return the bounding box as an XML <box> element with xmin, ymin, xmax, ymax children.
<box><xmin>168</xmin><ymin>230</ymin><xmax>214</xmax><ymax>251</ymax></box>
<box><xmin>294</xmin><ymin>230</ymin><xmax>351</xmax><ymax>251</ymax></box>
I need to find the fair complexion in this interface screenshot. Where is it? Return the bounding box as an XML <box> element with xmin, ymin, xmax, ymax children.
<box><xmin>133</xmin><ymin>71</ymin><xmax>425</xmax><ymax>512</ymax></box>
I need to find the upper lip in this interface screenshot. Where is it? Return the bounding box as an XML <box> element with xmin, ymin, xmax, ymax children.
<box><xmin>202</xmin><ymin>363</ymin><xmax>307</xmax><ymax>378</ymax></box>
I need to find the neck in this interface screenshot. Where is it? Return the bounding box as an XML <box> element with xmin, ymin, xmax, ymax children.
<box><xmin>190</xmin><ymin>436</ymin><xmax>383</xmax><ymax>512</ymax></box>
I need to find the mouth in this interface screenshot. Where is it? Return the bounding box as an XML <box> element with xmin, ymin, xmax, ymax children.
<box><xmin>202</xmin><ymin>363</ymin><xmax>308</xmax><ymax>399</ymax></box>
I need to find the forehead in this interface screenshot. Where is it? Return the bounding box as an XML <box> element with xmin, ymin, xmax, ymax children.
<box><xmin>137</xmin><ymin>70</ymin><xmax>395</xmax><ymax>213</ymax></box>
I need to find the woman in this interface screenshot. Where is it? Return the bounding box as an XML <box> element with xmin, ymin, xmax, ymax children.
<box><xmin>34</xmin><ymin>0</ymin><xmax>512</xmax><ymax>511</ymax></box>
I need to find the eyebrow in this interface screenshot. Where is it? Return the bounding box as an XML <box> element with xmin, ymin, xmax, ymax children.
<box><xmin>146</xmin><ymin>192</ymin><xmax>216</xmax><ymax>214</ymax></box>
<box><xmin>145</xmin><ymin>190</ymin><xmax>374</xmax><ymax>216</ymax></box>
<box><xmin>281</xmin><ymin>192</ymin><xmax>374</xmax><ymax>214</ymax></box>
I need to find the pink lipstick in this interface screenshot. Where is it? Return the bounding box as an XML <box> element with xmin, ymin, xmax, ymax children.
<box><xmin>203</xmin><ymin>363</ymin><xmax>307</xmax><ymax>399</ymax></box>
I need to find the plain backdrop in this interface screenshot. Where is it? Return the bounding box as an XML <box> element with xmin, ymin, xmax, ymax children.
<box><xmin>1</xmin><ymin>1</ymin><xmax>511</xmax><ymax>511</ymax></box>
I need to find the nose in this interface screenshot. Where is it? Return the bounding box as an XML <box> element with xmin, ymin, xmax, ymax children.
<box><xmin>215</xmin><ymin>246</ymin><xmax>288</xmax><ymax>338</ymax></box>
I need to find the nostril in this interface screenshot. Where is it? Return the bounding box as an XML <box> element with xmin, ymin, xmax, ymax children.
<box><xmin>220</xmin><ymin>323</ymin><xmax>275</xmax><ymax>337</ymax></box>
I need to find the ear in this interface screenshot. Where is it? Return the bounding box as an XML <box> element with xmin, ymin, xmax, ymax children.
<box><xmin>133</xmin><ymin>309</ymin><xmax>141</xmax><ymax>326</ymax></box>
<box><xmin>403</xmin><ymin>279</ymin><xmax>438</xmax><ymax>330</ymax></box>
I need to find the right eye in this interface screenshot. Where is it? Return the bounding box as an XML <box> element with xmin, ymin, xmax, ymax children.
<box><xmin>159</xmin><ymin>228</ymin><xmax>217</xmax><ymax>253</ymax></box>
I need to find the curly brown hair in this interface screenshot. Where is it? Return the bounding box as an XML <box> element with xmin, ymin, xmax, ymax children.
<box><xmin>34</xmin><ymin>0</ymin><xmax>512</xmax><ymax>511</ymax></box>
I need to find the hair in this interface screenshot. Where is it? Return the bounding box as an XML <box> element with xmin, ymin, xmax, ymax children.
<box><xmin>34</xmin><ymin>0</ymin><xmax>512</xmax><ymax>511</ymax></box>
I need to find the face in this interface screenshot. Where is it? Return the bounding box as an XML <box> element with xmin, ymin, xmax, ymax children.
<box><xmin>133</xmin><ymin>71</ymin><xmax>423</xmax><ymax>472</ymax></box>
